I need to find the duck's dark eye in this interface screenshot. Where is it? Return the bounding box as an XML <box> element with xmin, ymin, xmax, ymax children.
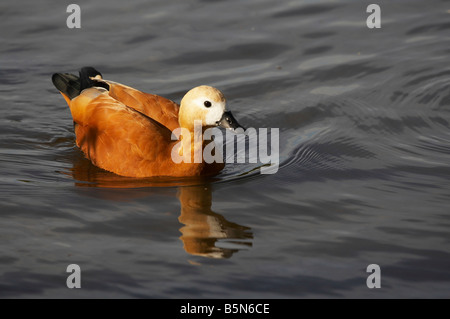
<box><xmin>204</xmin><ymin>101</ymin><xmax>212</xmax><ymax>108</ymax></box>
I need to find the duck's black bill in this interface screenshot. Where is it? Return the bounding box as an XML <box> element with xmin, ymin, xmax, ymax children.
<box><xmin>216</xmin><ymin>111</ymin><xmax>245</xmax><ymax>132</ymax></box>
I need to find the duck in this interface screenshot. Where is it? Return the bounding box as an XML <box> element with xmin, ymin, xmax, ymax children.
<box><xmin>52</xmin><ymin>67</ymin><xmax>244</xmax><ymax>177</ymax></box>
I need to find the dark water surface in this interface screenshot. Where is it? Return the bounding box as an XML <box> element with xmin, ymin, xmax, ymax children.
<box><xmin>1</xmin><ymin>0</ymin><xmax>450</xmax><ymax>298</ymax></box>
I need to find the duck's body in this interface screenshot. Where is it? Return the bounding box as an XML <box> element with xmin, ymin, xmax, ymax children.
<box><xmin>52</xmin><ymin>67</ymin><xmax>242</xmax><ymax>177</ymax></box>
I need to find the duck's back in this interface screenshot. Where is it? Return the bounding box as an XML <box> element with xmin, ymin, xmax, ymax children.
<box><xmin>103</xmin><ymin>80</ymin><xmax>180</xmax><ymax>132</ymax></box>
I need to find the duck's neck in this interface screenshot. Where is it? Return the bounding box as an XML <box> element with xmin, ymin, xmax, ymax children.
<box><xmin>180</xmin><ymin>128</ymin><xmax>207</xmax><ymax>164</ymax></box>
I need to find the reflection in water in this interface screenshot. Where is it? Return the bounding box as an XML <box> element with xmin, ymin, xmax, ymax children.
<box><xmin>178</xmin><ymin>186</ymin><xmax>252</xmax><ymax>259</ymax></box>
<box><xmin>70</xmin><ymin>155</ymin><xmax>252</xmax><ymax>258</ymax></box>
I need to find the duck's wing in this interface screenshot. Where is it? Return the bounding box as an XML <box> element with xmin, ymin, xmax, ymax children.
<box><xmin>70</xmin><ymin>87</ymin><xmax>176</xmax><ymax>177</ymax></box>
<box><xmin>92</xmin><ymin>79</ymin><xmax>180</xmax><ymax>132</ymax></box>
<box><xmin>52</xmin><ymin>68</ymin><xmax>179</xmax><ymax>132</ymax></box>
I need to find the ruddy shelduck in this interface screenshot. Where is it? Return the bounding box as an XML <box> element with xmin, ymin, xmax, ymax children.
<box><xmin>52</xmin><ymin>67</ymin><xmax>244</xmax><ymax>177</ymax></box>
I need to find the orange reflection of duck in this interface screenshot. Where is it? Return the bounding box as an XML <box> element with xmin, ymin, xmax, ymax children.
<box><xmin>178</xmin><ymin>186</ymin><xmax>252</xmax><ymax>259</ymax></box>
<box><xmin>52</xmin><ymin>67</ymin><xmax>244</xmax><ymax>178</ymax></box>
<box><xmin>70</xmin><ymin>160</ymin><xmax>252</xmax><ymax>258</ymax></box>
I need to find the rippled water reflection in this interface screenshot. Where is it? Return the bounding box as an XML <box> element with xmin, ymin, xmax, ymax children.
<box><xmin>1</xmin><ymin>0</ymin><xmax>450</xmax><ymax>298</ymax></box>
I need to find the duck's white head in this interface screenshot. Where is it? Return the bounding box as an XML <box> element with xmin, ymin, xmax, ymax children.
<box><xmin>179</xmin><ymin>85</ymin><xmax>244</xmax><ymax>131</ymax></box>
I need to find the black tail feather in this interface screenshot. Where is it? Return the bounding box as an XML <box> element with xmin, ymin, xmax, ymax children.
<box><xmin>52</xmin><ymin>72</ymin><xmax>81</xmax><ymax>100</ymax></box>
<box><xmin>79</xmin><ymin>66</ymin><xmax>105</xmax><ymax>92</ymax></box>
<box><xmin>52</xmin><ymin>66</ymin><xmax>109</xmax><ymax>100</ymax></box>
